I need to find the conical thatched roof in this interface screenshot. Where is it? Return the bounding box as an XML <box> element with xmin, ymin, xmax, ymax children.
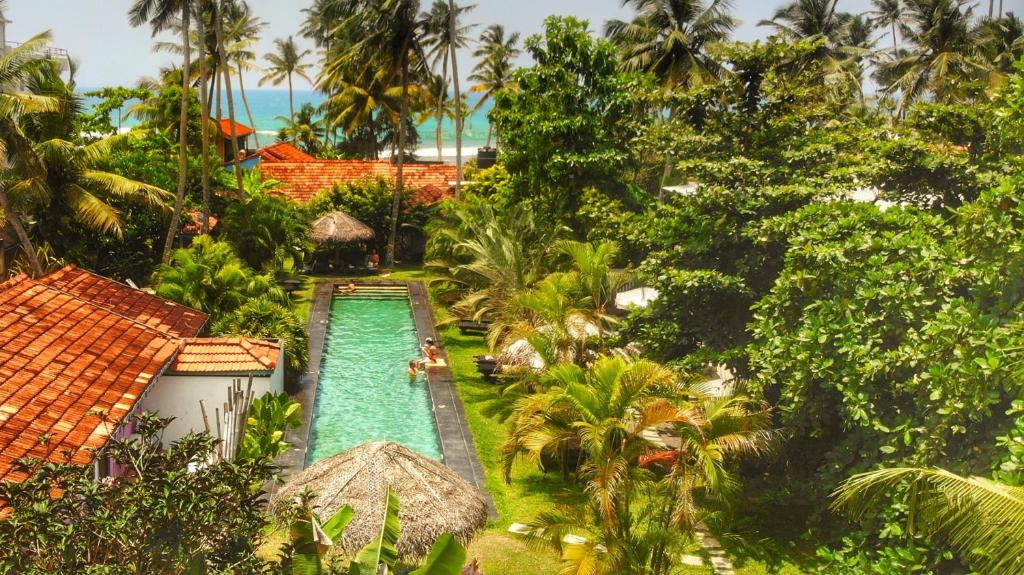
<box><xmin>271</xmin><ymin>441</ymin><xmax>488</xmax><ymax>558</ymax></box>
<box><xmin>310</xmin><ymin>211</ymin><xmax>374</xmax><ymax>244</ymax></box>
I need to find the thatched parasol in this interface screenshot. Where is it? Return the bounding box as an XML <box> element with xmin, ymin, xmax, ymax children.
<box><xmin>270</xmin><ymin>441</ymin><xmax>488</xmax><ymax>558</ymax></box>
<box><xmin>310</xmin><ymin>211</ymin><xmax>374</xmax><ymax>244</ymax></box>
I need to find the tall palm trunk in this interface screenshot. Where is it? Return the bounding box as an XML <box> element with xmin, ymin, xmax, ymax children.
<box><xmin>237</xmin><ymin>65</ymin><xmax>259</xmax><ymax>148</ymax></box>
<box><xmin>196</xmin><ymin>1</ymin><xmax>212</xmax><ymax>234</ymax></box>
<box><xmin>436</xmin><ymin>53</ymin><xmax>447</xmax><ymax>161</ymax></box>
<box><xmin>486</xmin><ymin>123</ymin><xmax>493</xmax><ymax>148</ymax></box>
<box><xmin>160</xmin><ymin>2</ymin><xmax>192</xmax><ymax>265</ymax></box>
<box><xmin>215</xmin><ymin>0</ymin><xmax>244</xmax><ymax>195</ymax></box>
<box><xmin>287</xmin><ymin>73</ymin><xmax>295</xmax><ymax>121</ymax></box>
<box><xmin>0</xmin><ymin>188</ymin><xmax>41</xmax><ymax>277</ymax></box>
<box><xmin>449</xmin><ymin>0</ymin><xmax>463</xmax><ymax>198</ymax></box>
<box><xmin>892</xmin><ymin>22</ymin><xmax>898</xmax><ymax>55</ymax></box>
<box><xmin>386</xmin><ymin>57</ymin><xmax>408</xmax><ymax>268</ymax></box>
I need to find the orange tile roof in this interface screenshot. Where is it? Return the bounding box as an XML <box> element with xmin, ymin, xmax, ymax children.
<box><xmin>218</xmin><ymin>119</ymin><xmax>255</xmax><ymax>138</ymax></box>
<box><xmin>170</xmin><ymin>338</ymin><xmax>281</xmax><ymax>374</ymax></box>
<box><xmin>251</xmin><ymin>141</ymin><xmax>317</xmax><ymax>163</ymax></box>
<box><xmin>0</xmin><ymin>267</ymin><xmax>207</xmax><ymax>483</ymax></box>
<box><xmin>42</xmin><ymin>266</ymin><xmax>208</xmax><ymax>339</ymax></box>
<box><xmin>260</xmin><ymin>160</ymin><xmax>457</xmax><ymax>204</ymax></box>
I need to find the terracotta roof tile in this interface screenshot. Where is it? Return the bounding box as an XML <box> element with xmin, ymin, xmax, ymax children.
<box><xmin>0</xmin><ymin>267</ymin><xmax>207</xmax><ymax>483</ymax></box>
<box><xmin>42</xmin><ymin>266</ymin><xmax>208</xmax><ymax>338</ymax></box>
<box><xmin>217</xmin><ymin>119</ymin><xmax>254</xmax><ymax>138</ymax></box>
<box><xmin>251</xmin><ymin>141</ymin><xmax>317</xmax><ymax>163</ymax></box>
<box><xmin>170</xmin><ymin>337</ymin><xmax>281</xmax><ymax>374</ymax></box>
<box><xmin>260</xmin><ymin>160</ymin><xmax>457</xmax><ymax>204</ymax></box>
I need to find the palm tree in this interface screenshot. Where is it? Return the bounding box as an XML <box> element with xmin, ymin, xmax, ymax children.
<box><xmin>869</xmin><ymin>0</ymin><xmax>906</xmax><ymax>55</ymax></box>
<box><xmin>3</xmin><ymin>61</ymin><xmax>170</xmax><ymax>277</ymax></box>
<box><xmin>605</xmin><ymin>0</ymin><xmax>738</xmax><ymax>90</ymax></box>
<box><xmin>194</xmin><ymin>0</ymin><xmax>213</xmax><ymax>233</ymax></box>
<box><xmin>879</xmin><ymin>0</ymin><xmax>983</xmax><ymax>114</ymax></box>
<box><xmin>758</xmin><ymin>0</ymin><xmax>852</xmax><ymax>46</ymax></box>
<box><xmin>420</xmin><ymin>0</ymin><xmax>475</xmax><ymax>162</ymax></box>
<box><xmin>259</xmin><ymin>36</ymin><xmax>313</xmax><ymax>122</ymax></box>
<box><xmin>332</xmin><ymin>0</ymin><xmax>426</xmax><ymax>267</ymax></box>
<box><xmin>213</xmin><ymin>0</ymin><xmax>244</xmax><ymax>193</ymax></box>
<box><xmin>977</xmin><ymin>13</ymin><xmax>1024</xmax><ymax>78</ymax></box>
<box><xmin>224</xmin><ymin>5</ymin><xmax>266</xmax><ymax>148</ymax></box>
<box><xmin>277</xmin><ymin>102</ymin><xmax>325</xmax><ymax>153</ymax></box>
<box><xmin>833</xmin><ymin>467</ymin><xmax>1024</xmax><ymax>575</ymax></box>
<box><xmin>129</xmin><ymin>0</ymin><xmax>193</xmax><ymax>265</ymax></box>
<box><xmin>426</xmin><ymin>197</ymin><xmax>558</xmax><ymax>324</ymax></box>
<box><xmin>469</xmin><ymin>25</ymin><xmax>521</xmax><ymax>147</ymax></box>
<box><xmin>0</xmin><ymin>33</ymin><xmax>63</xmax><ymax>277</ymax></box>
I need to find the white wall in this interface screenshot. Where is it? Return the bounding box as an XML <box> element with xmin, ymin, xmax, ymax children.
<box><xmin>141</xmin><ymin>364</ymin><xmax>283</xmax><ymax>446</ymax></box>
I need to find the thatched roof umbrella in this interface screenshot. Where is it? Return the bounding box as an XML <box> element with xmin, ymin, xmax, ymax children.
<box><xmin>271</xmin><ymin>441</ymin><xmax>488</xmax><ymax>558</ymax></box>
<box><xmin>310</xmin><ymin>211</ymin><xmax>374</xmax><ymax>245</ymax></box>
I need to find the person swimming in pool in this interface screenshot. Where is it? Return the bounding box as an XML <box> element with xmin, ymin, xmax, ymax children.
<box><xmin>407</xmin><ymin>359</ymin><xmax>422</xmax><ymax>381</ymax></box>
<box><xmin>344</xmin><ymin>281</ymin><xmax>357</xmax><ymax>293</ymax></box>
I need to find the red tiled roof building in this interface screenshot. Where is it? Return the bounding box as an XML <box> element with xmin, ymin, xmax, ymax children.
<box><xmin>0</xmin><ymin>266</ymin><xmax>208</xmax><ymax>483</ymax></box>
<box><xmin>260</xmin><ymin>160</ymin><xmax>458</xmax><ymax>204</ymax></box>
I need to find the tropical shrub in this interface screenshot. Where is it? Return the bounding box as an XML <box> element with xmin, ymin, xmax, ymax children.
<box><xmin>0</xmin><ymin>412</ymin><xmax>274</xmax><ymax>573</ymax></box>
<box><xmin>220</xmin><ymin>171</ymin><xmax>310</xmax><ymax>271</ymax></box>
<box><xmin>305</xmin><ymin>178</ymin><xmax>431</xmax><ymax>256</ymax></box>
<box><xmin>238</xmin><ymin>392</ymin><xmax>302</xmax><ymax>462</ymax></box>
<box><xmin>152</xmin><ymin>235</ymin><xmax>286</xmax><ymax>320</ymax></box>
<box><xmin>212</xmin><ymin>297</ymin><xmax>310</xmax><ymax>384</ymax></box>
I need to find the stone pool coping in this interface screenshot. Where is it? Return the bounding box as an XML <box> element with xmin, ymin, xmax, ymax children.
<box><xmin>279</xmin><ymin>279</ymin><xmax>495</xmax><ymax>516</ymax></box>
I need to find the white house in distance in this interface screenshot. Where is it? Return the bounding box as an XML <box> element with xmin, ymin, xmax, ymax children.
<box><xmin>0</xmin><ymin>266</ymin><xmax>285</xmax><ymax>483</ymax></box>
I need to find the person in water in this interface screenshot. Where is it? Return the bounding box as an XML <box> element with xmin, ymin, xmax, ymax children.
<box><xmin>407</xmin><ymin>359</ymin><xmax>421</xmax><ymax>380</ymax></box>
<box><xmin>344</xmin><ymin>281</ymin><xmax>356</xmax><ymax>293</ymax></box>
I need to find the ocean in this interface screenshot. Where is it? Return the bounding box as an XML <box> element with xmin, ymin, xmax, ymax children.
<box><xmin>81</xmin><ymin>88</ymin><xmax>494</xmax><ymax>160</ymax></box>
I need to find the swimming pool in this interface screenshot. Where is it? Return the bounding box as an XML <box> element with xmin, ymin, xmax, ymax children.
<box><xmin>307</xmin><ymin>291</ymin><xmax>444</xmax><ymax>463</ymax></box>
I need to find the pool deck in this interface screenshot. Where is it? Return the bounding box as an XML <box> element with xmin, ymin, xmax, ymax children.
<box><xmin>280</xmin><ymin>279</ymin><xmax>495</xmax><ymax>516</ymax></box>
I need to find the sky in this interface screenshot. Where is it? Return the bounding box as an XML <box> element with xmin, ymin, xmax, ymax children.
<box><xmin>7</xmin><ymin>0</ymin><xmax>907</xmax><ymax>90</ymax></box>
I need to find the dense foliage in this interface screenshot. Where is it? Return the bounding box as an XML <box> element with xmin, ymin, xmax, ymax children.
<box><xmin>0</xmin><ymin>413</ymin><xmax>275</xmax><ymax>574</ymax></box>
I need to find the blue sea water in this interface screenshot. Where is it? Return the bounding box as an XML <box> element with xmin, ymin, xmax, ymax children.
<box><xmin>80</xmin><ymin>88</ymin><xmax>494</xmax><ymax>153</ymax></box>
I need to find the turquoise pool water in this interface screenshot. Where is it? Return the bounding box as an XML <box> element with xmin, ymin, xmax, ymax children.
<box><xmin>307</xmin><ymin>296</ymin><xmax>443</xmax><ymax>463</ymax></box>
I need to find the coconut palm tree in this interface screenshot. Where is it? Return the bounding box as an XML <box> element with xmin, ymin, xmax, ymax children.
<box><xmin>0</xmin><ymin>33</ymin><xmax>63</xmax><ymax>277</ymax></box>
<box><xmin>605</xmin><ymin>0</ymin><xmax>738</xmax><ymax>90</ymax></box>
<box><xmin>879</xmin><ymin>0</ymin><xmax>983</xmax><ymax>114</ymax></box>
<box><xmin>869</xmin><ymin>0</ymin><xmax>906</xmax><ymax>55</ymax></box>
<box><xmin>469</xmin><ymin>25</ymin><xmax>521</xmax><ymax>147</ymax></box>
<box><xmin>758</xmin><ymin>0</ymin><xmax>852</xmax><ymax>47</ymax></box>
<box><xmin>3</xmin><ymin>62</ymin><xmax>171</xmax><ymax>277</ymax></box>
<box><xmin>213</xmin><ymin>0</ymin><xmax>244</xmax><ymax>193</ymax></box>
<box><xmin>224</xmin><ymin>5</ymin><xmax>266</xmax><ymax>148</ymax></box>
<box><xmin>833</xmin><ymin>467</ymin><xmax>1024</xmax><ymax>575</ymax></box>
<box><xmin>420</xmin><ymin>0</ymin><xmax>475</xmax><ymax>161</ymax></box>
<box><xmin>332</xmin><ymin>0</ymin><xmax>426</xmax><ymax>267</ymax></box>
<box><xmin>259</xmin><ymin>36</ymin><xmax>313</xmax><ymax>122</ymax></box>
<box><xmin>977</xmin><ymin>13</ymin><xmax>1024</xmax><ymax>78</ymax></box>
<box><xmin>129</xmin><ymin>0</ymin><xmax>193</xmax><ymax>265</ymax></box>
<box><xmin>277</xmin><ymin>102</ymin><xmax>325</xmax><ymax>153</ymax></box>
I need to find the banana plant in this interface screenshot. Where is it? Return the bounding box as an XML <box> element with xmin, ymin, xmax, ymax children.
<box><xmin>285</xmin><ymin>485</ymin><xmax>469</xmax><ymax>575</ymax></box>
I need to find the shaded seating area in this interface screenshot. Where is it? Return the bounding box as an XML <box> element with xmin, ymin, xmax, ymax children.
<box><xmin>309</xmin><ymin>211</ymin><xmax>379</xmax><ymax>274</ymax></box>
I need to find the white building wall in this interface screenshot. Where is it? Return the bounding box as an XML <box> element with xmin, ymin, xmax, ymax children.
<box><xmin>141</xmin><ymin>365</ymin><xmax>284</xmax><ymax>445</ymax></box>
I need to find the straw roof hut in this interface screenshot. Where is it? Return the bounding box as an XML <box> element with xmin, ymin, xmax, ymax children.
<box><xmin>310</xmin><ymin>211</ymin><xmax>374</xmax><ymax>244</ymax></box>
<box><xmin>271</xmin><ymin>441</ymin><xmax>488</xmax><ymax>558</ymax></box>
